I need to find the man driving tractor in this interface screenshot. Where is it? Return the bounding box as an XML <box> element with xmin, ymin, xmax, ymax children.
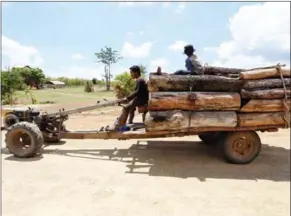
<box><xmin>109</xmin><ymin>65</ymin><xmax>149</xmax><ymax>131</ymax></box>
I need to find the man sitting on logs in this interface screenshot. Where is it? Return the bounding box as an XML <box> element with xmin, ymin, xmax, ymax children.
<box><xmin>109</xmin><ymin>65</ymin><xmax>149</xmax><ymax>131</ymax></box>
<box><xmin>156</xmin><ymin>44</ymin><xmax>204</xmax><ymax>75</ymax></box>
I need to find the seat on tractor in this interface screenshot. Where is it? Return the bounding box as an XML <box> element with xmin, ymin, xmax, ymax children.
<box><xmin>137</xmin><ymin>105</ymin><xmax>148</xmax><ymax>123</ymax></box>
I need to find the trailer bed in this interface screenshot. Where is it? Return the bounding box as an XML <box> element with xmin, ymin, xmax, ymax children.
<box><xmin>59</xmin><ymin>123</ymin><xmax>283</xmax><ymax>140</ymax></box>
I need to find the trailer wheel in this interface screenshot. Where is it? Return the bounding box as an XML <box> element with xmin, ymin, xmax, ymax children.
<box><xmin>198</xmin><ymin>132</ymin><xmax>224</xmax><ymax>145</ymax></box>
<box><xmin>5</xmin><ymin>122</ymin><xmax>44</xmax><ymax>158</ymax></box>
<box><xmin>222</xmin><ymin>131</ymin><xmax>261</xmax><ymax>164</ymax></box>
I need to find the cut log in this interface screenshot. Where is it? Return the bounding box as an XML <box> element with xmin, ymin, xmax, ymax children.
<box><xmin>240</xmin><ymin>99</ymin><xmax>291</xmax><ymax>112</ymax></box>
<box><xmin>246</xmin><ymin>64</ymin><xmax>286</xmax><ymax>71</ymax></box>
<box><xmin>145</xmin><ymin>111</ymin><xmax>238</xmax><ymax>131</ymax></box>
<box><xmin>148</xmin><ymin>92</ymin><xmax>241</xmax><ymax>111</ymax></box>
<box><xmin>241</xmin><ymin>88</ymin><xmax>291</xmax><ymax>99</ymax></box>
<box><xmin>204</xmin><ymin>66</ymin><xmax>245</xmax><ymax>75</ymax></box>
<box><xmin>243</xmin><ymin>78</ymin><xmax>291</xmax><ymax>90</ymax></box>
<box><xmin>148</xmin><ymin>75</ymin><xmax>245</xmax><ymax>92</ymax></box>
<box><xmin>239</xmin><ymin>67</ymin><xmax>291</xmax><ymax>80</ymax></box>
<box><xmin>238</xmin><ymin>112</ymin><xmax>289</xmax><ymax>127</ymax></box>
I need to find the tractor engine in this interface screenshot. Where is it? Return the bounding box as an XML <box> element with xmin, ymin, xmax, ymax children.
<box><xmin>3</xmin><ymin>107</ymin><xmax>41</xmax><ymax>128</ymax></box>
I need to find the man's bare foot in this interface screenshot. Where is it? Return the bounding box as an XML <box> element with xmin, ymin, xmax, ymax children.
<box><xmin>156</xmin><ymin>66</ymin><xmax>162</xmax><ymax>75</ymax></box>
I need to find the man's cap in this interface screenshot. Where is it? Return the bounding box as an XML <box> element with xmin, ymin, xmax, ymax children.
<box><xmin>183</xmin><ymin>44</ymin><xmax>195</xmax><ymax>54</ymax></box>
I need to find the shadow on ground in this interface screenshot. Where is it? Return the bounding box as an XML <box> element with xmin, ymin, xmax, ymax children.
<box><xmin>3</xmin><ymin>140</ymin><xmax>290</xmax><ymax>182</ymax></box>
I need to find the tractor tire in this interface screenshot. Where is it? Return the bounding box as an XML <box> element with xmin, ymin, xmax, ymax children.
<box><xmin>198</xmin><ymin>132</ymin><xmax>225</xmax><ymax>145</ymax></box>
<box><xmin>5</xmin><ymin>122</ymin><xmax>44</xmax><ymax>158</ymax></box>
<box><xmin>3</xmin><ymin>113</ymin><xmax>19</xmax><ymax>129</ymax></box>
<box><xmin>221</xmin><ymin>131</ymin><xmax>261</xmax><ymax>164</ymax></box>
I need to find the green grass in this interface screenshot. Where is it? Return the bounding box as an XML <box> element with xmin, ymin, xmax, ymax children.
<box><xmin>14</xmin><ymin>86</ymin><xmax>115</xmax><ymax>105</ymax></box>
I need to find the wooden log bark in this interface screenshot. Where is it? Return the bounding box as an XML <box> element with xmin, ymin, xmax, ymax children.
<box><xmin>241</xmin><ymin>88</ymin><xmax>291</xmax><ymax>99</ymax></box>
<box><xmin>148</xmin><ymin>75</ymin><xmax>245</xmax><ymax>92</ymax></box>
<box><xmin>243</xmin><ymin>78</ymin><xmax>291</xmax><ymax>90</ymax></box>
<box><xmin>238</xmin><ymin>112</ymin><xmax>288</xmax><ymax>127</ymax></box>
<box><xmin>239</xmin><ymin>67</ymin><xmax>291</xmax><ymax>80</ymax></box>
<box><xmin>204</xmin><ymin>66</ymin><xmax>245</xmax><ymax>75</ymax></box>
<box><xmin>145</xmin><ymin>111</ymin><xmax>238</xmax><ymax>131</ymax></box>
<box><xmin>240</xmin><ymin>99</ymin><xmax>291</xmax><ymax>112</ymax></box>
<box><xmin>148</xmin><ymin>92</ymin><xmax>241</xmax><ymax>111</ymax></box>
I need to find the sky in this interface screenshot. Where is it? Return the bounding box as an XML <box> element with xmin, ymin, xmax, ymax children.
<box><xmin>2</xmin><ymin>1</ymin><xmax>290</xmax><ymax>79</ymax></box>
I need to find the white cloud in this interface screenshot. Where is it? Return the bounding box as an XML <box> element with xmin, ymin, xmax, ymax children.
<box><xmin>175</xmin><ymin>2</ymin><xmax>185</xmax><ymax>13</ymax></box>
<box><xmin>168</xmin><ymin>40</ymin><xmax>188</xmax><ymax>52</ymax></box>
<box><xmin>71</xmin><ymin>53</ymin><xmax>84</xmax><ymax>60</ymax></box>
<box><xmin>149</xmin><ymin>58</ymin><xmax>168</xmax><ymax>72</ymax></box>
<box><xmin>2</xmin><ymin>35</ymin><xmax>44</xmax><ymax>69</ymax></box>
<box><xmin>121</xmin><ymin>41</ymin><xmax>153</xmax><ymax>58</ymax></box>
<box><xmin>139</xmin><ymin>31</ymin><xmax>144</xmax><ymax>35</ymax></box>
<box><xmin>205</xmin><ymin>2</ymin><xmax>290</xmax><ymax>68</ymax></box>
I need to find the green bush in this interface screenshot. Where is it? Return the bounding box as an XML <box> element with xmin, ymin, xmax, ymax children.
<box><xmin>1</xmin><ymin>69</ymin><xmax>26</xmax><ymax>104</ymax></box>
<box><xmin>114</xmin><ymin>72</ymin><xmax>135</xmax><ymax>97</ymax></box>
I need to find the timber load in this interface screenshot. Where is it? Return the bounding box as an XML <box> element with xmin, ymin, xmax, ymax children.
<box><xmin>145</xmin><ymin>64</ymin><xmax>291</xmax><ymax>132</ymax></box>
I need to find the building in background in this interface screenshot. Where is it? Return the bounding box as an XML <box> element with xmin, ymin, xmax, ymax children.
<box><xmin>44</xmin><ymin>80</ymin><xmax>66</xmax><ymax>89</ymax></box>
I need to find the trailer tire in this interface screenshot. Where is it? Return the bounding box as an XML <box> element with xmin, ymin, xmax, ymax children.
<box><xmin>5</xmin><ymin>122</ymin><xmax>44</xmax><ymax>158</ymax></box>
<box><xmin>222</xmin><ymin>131</ymin><xmax>261</xmax><ymax>164</ymax></box>
<box><xmin>198</xmin><ymin>132</ymin><xmax>224</xmax><ymax>145</ymax></box>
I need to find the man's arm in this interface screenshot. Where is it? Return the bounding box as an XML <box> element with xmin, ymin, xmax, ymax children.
<box><xmin>126</xmin><ymin>79</ymin><xmax>141</xmax><ymax>101</ymax></box>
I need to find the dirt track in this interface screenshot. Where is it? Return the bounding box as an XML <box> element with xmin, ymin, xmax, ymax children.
<box><xmin>1</xmin><ymin>108</ymin><xmax>290</xmax><ymax>216</ymax></box>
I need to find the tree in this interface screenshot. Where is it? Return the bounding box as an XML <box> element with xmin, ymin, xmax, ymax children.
<box><xmin>94</xmin><ymin>46</ymin><xmax>122</xmax><ymax>91</ymax></box>
<box><xmin>114</xmin><ymin>72</ymin><xmax>135</xmax><ymax>98</ymax></box>
<box><xmin>1</xmin><ymin>68</ymin><xmax>25</xmax><ymax>104</ymax></box>
<box><xmin>139</xmin><ymin>64</ymin><xmax>147</xmax><ymax>77</ymax></box>
<box><xmin>92</xmin><ymin>78</ymin><xmax>97</xmax><ymax>85</ymax></box>
<box><xmin>11</xmin><ymin>66</ymin><xmax>45</xmax><ymax>88</ymax></box>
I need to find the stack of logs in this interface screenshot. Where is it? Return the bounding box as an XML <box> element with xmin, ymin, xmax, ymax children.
<box><xmin>145</xmin><ymin>65</ymin><xmax>291</xmax><ymax>132</ymax></box>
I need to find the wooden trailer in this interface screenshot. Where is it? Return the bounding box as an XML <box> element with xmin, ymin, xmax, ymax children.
<box><xmin>3</xmin><ymin>118</ymin><xmax>287</xmax><ymax>165</ymax></box>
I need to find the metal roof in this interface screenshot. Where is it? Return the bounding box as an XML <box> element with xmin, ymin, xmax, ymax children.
<box><xmin>46</xmin><ymin>81</ymin><xmax>65</xmax><ymax>85</ymax></box>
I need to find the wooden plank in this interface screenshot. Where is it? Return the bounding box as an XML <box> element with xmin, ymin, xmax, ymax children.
<box><xmin>59</xmin><ymin>125</ymin><xmax>285</xmax><ymax>140</ymax></box>
<box><xmin>241</xmin><ymin>88</ymin><xmax>291</xmax><ymax>99</ymax></box>
<box><xmin>145</xmin><ymin>111</ymin><xmax>238</xmax><ymax>132</ymax></box>
<box><xmin>147</xmin><ymin>74</ymin><xmax>245</xmax><ymax>92</ymax></box>
<box><xmin>148</xmin><ymin>92</ymin><xmax>241</xmax><ymax>111</ymax></box>
<box><xmin>240</xmin><ymin>99</ymin><xmax>291</xmax><ymax>112</ymax></box>
<box><xmin>239</xmin><ymin>67</ymin><xmax>291</xmax><ymax>80</ymax></box>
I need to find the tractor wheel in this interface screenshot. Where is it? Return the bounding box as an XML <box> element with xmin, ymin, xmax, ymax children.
<box><xmin>198</xmin><ymin>132</ymin><xmax>225</xmax><ymax>145</ymax></box>
<box><xmin>3</xmin><ymin>113</ymin><xmax>19</xmax><ymax>129</ymax></box>
<box><xmin>5</xmin><ymin>122</ymin><xmax>44</xmax><ymax>158</ymax></box>
<box><xmin>221</xmin><ymin>131</ymin><xmax>261</xmax><ymax>164</ymax></box>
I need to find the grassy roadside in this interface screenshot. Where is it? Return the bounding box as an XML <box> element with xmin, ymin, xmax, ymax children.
<box><xmin>13</xmin><ymin>86</ymin><xmax>115</xmax><ymax>105</ymax></box>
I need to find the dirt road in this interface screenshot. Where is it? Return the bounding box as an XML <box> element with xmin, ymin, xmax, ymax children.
<box><xmin>1</xmin><ymin>109</ymin><xmax>290</xmax><ymax>216</ymax></box>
